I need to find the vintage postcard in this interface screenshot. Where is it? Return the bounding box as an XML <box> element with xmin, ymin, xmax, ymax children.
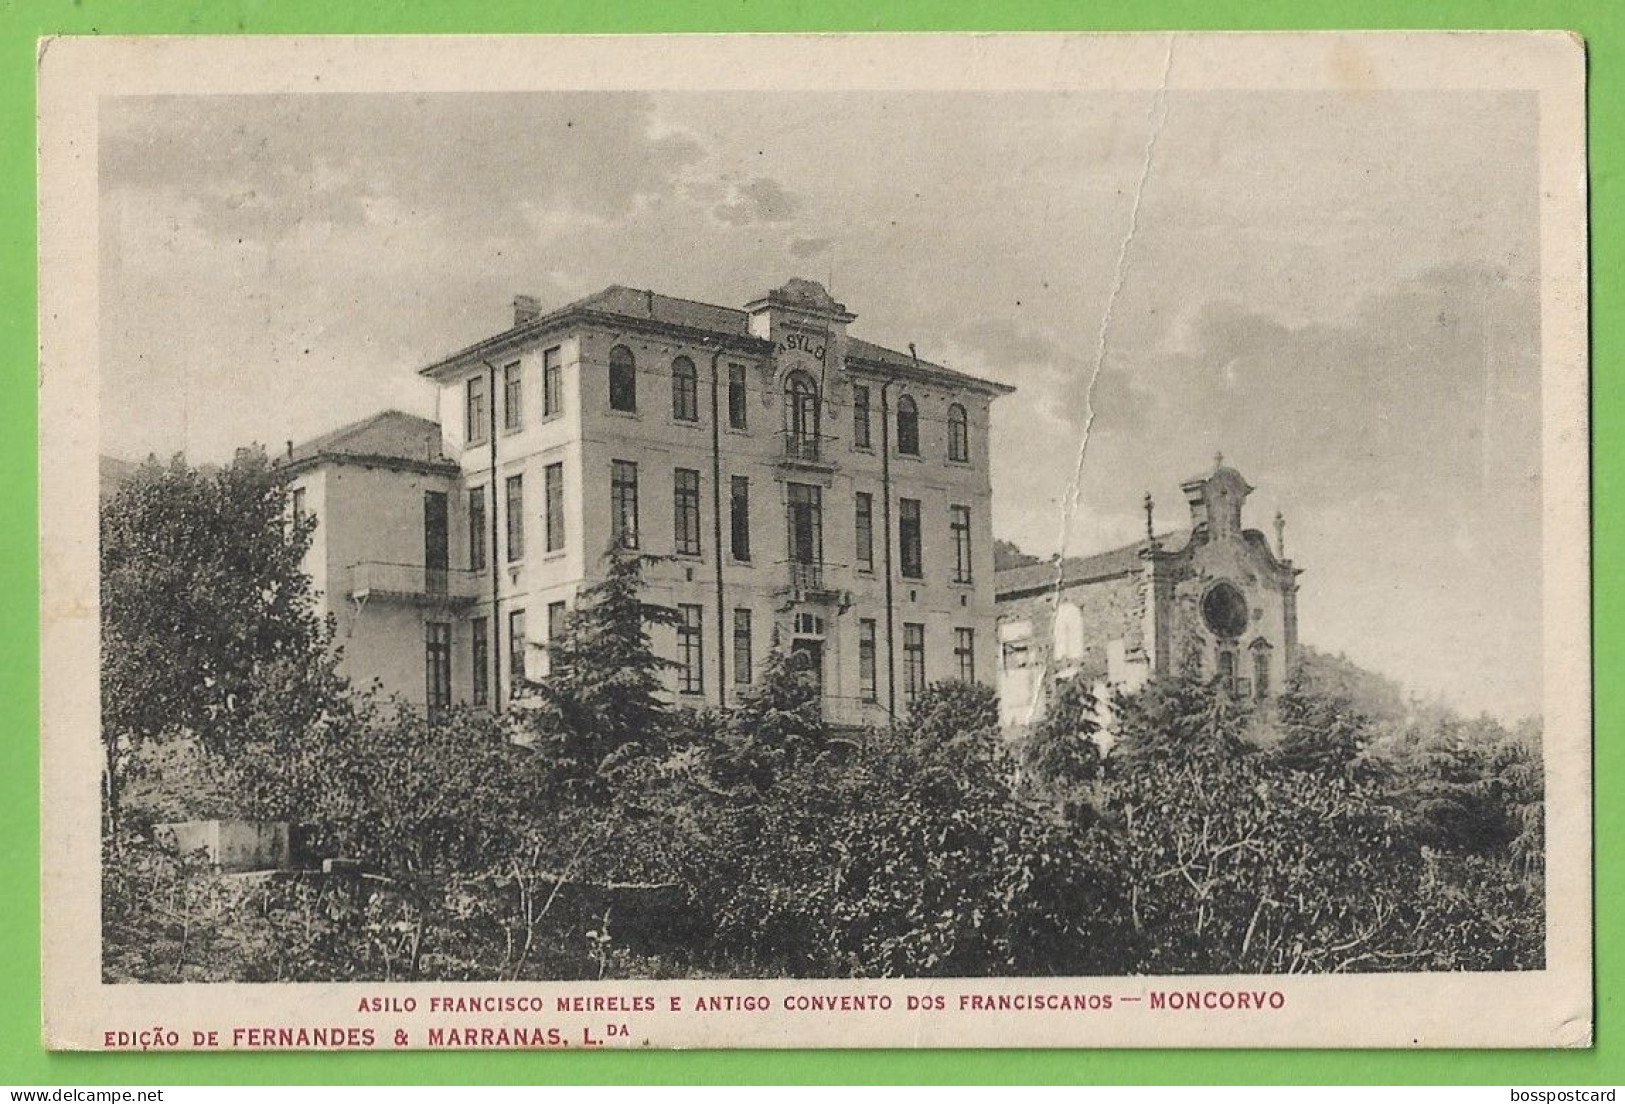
<box><xmin>38</xmin><ymin>32</ymin><xmax>1590</xmax><ymax>1049</ymax></box>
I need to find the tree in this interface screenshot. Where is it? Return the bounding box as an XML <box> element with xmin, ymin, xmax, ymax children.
<box><xmin>711</xmin><ymin>646</ymin><xmax>826</xmax><ymax>790</ymax></box>
<box><xmin>1270</xmin><ymin>668</ymin><xmax>1371</xmax><ymax>776</ymax></box>
<box><xmin>1017</xmin><ymin>674</ymin><xmax>1104</xmax><ymax>808</ymax></box>
<box><xmin>908</xmin><ymin>678</ymin><xmax>1000</xmax><ymax>757</ymax></box>
<box><xmin>524</xmin><ymin>550</ymin><xmax>680</xmax><ymax>792</ymax></box>
<box><xmin>1110</xmin><ymin>673</ymin><xmax>1251</xmax><ymax>765</ymax></box>
<box><xmin>99</xmin><ymin>448</ymin><xmax>341</xmax><ymax>833</ymax></box>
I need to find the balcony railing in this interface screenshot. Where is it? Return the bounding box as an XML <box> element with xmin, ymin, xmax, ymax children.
<box><xmin>348</xmin><ymin>561</ymin><xmax>481</xmax><ymax>605</ymax></box>
<box><xmin>779</xmin><ymin>558</ymin><xmax>848</xmax><ymax>602</ymax></box>
<box><xmin>822</xmin><ymin>695</ymin><xmax>887</xmax><ymax>729</ymax></box>
<box><xmin>787</xmin><ymin>558</ymin><xmax>824</xmax><ymax>592</ymax></box>
<box><xmin>778</xmin><ymin>431</ymin><xmax>833</xmax><ymax>468</ymax></box>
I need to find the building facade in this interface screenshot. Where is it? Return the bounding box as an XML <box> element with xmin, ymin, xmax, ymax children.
<box><xmin>284</xmin><ymin>279</ymin><xmax>1015</xmax><ymax>724</ymax></box>
<box><xmin>994</xmin><ymin>460</ymin><xmax>1302</xmax><ymax>727</ymax></box>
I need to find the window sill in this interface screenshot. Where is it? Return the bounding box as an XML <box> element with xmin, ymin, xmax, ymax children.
<box><xmin>541</xmin><ymin>549</ymin><xmax>567</xmax><ymax>563</ymax></box>
<box><xmin>725</xmin><ymin>425</ymin><xmax>751</xmax><ymax>437</ymax></box>
<box><xmin>946</xmin><ymin>457</ymin><xmax>973</xmax><ymax>468</ymax></box>
<box><xmin>729</xmin><ymin>557</ymin><xmax>755</xmax><ymax>568</ymax></box>
<box><xmin>667</xmin><ymin>416</ymin><xmax>704</xmax><ymax>430</ymax></box>
<box><xmin>894</xmin><ymin>452</ymin><xmax>923</xmax><ymax>463</ymax></box>
<box><xmin>606</xmin><ymin>407</ymin><xmax>641</xmax><ymax>420</ymax></box>
<box><xmin>501</xmin><ymin>424</ymin><xmax>525</xmax><ymax>438</ymax></box>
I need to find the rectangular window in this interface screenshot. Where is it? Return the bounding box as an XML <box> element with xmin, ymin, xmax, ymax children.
<box><xmin>730</xmin><ymin>475</ymin><xmax>751</xmax><ymax>561</ymax></box>
<box><xmin>470</xmin><ymin>617</ymin><xmax>489</xmax><ymax>706</ymax></box>
<box><xmin>424</xmin><ymin>491</ymin><xmax>449</xmax><ymax>596</ymax></box>
<box><xmin>674</xmin><ymin>468</ymin><xmax>702</xmax><ymax>556</ymax></box>
<box><xmin>852</xmin><ymin>385</ymin><xmax>872</xmax><ymax>449</ymax></box>
<box><xmin>611</xmin><ymin>460</ymin><xmax>639</xmax><ymax>550</ymax></box>
<box><xmin>544</xmin><ymin>462</ymin><xmax>565</xmax><ymax>553</ymax></box>
<box><xmin>425</xmin><ymin>622</ymin><xmax>452</xmax><ymax>711</ymax></box>
<box><xmin>728</xmin><ymin>364</ymin><xmax>749</xmax><ymax>429</ymax></box>
<box><xmin>899</xmin><ymin>497</ymin><xmax>923</xmax><ymax>579</ymax></box>
<box><xmin>542</xmin><ymin>346</ymin><xmax>562</xmax><ymax>417</ymax></box>
<box><xmin>290</xmin><ymin>487</ymin><xmax>307</xmax><ymax>524</ymax></box>
<box><xmin>855</xmin><ymin>492</ymin><xmax>874</xmax><ymax>571</ymax></box>
<box><xmin>677</xmin><ymin>603</ymin><xmax>704</xmax><ymax>695</ymax></box>
<box><xmin>505</xmin><ymin>474</ymin><xmax>524</xmax><ymax>562</ymax></box>
<box><xmin>548</xmin><ymin>600</ymin><xmax>567</xmax><ymax>676</ymax></box>
<box><xmin>503</xmin><ymin>361</ymin><xmax>523</xmax><ymax>430</ymax></box>
<box><xmin>955</xmin><ymin>627</ymin><xmax>976</xmax><ymax>683</ymax></box>
<box><xmin>733</xmin><ymin>608</ymin><xmax>753</xmax><ymax>686</ymax></box>
<box><xmin>858</xmin><ymin>618</ymin><xmax>878</xmax><ymax>702</ymax></box>
<box><xmin>508</xmin><ymin>609</ymin><xmax>527</xmax><ymax>694</ymax></box>
<box><xmin>903</xmin><ymin>623</ymin><xmax>926</xmax><ymax>707</ymax></box>
<box><xmin>787</xmin><ymin>483</ymin><xmax>823</xmax><ymax>565</ymax></box>
<box><xmin>951</xmin><ymin>504</ymin><xmax>973</xmax><ymax>584</ymax></box>
<box><xmin>466</xmin><ymin>375</ymin><xmax>488</xmax><ymax>444</ymax></box>
<box><xmin>468</xmin><ymin>486</ymin><xmax>487</xmax><ymax>572</ymax></box>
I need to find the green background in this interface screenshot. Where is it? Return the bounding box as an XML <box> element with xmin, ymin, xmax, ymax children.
<box><xmin>1</xmin><ymin>0</ymin><xmax>1615</xmax><ymax>1087</ymax></box>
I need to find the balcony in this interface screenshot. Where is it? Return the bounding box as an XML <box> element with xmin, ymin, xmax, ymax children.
<box><xmin>347</xmin><ymin>561</ymin><xmax>481</xmax><ymax>606</ymax></box>
<box><xmin>780</xmin><ymin>559</ymin><xmax>842</xmax><ymax>602</ymax></box>
<box><xmin>778</xmin><ymin>431</ymin><xmax>834</xmax><ymax>472</ymax></box>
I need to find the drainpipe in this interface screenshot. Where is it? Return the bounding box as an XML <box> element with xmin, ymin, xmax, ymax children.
<box><xmin>482</xmin><ymin>359</ymin><xmax>502</xmax><ymax>711</ymax></box>
<box><xmin>709</xmin><ymin>347</ymin><xmax>728</xmax><ymax>709</ymax></box>
<box><xmin>879</xmin><ymin>375</ymin><xmax>900</xmax><ymax>721</ymax></box>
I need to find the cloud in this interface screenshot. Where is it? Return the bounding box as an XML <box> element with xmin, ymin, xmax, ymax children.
<box><xmin>100</xmin><ymin>93</ymin><xmax>709</xmax><ymax>247</ymax></box>
<box><xmin>712</xmin><ymin>175</ymin><xmax>800</xmax><ymax>225</ymax></box>
<box><xmin>788</xmin><ymin>236</ymin><xmax>834</xmax><ymax>258</ymax></box>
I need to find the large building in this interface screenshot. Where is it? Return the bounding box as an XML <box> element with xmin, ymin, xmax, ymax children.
<box><xmin>994</xmin><ymin>459</ymin><xmax>1302</xmax><ymax>726</ymax></box>
<box><xmin>281</xmin><ymin>278</ymin><xmax>1015</xmax><ymax>724</ymax></box>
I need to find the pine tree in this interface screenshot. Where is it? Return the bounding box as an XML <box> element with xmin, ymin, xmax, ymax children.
<box><xmin>526</xmin><ymin>550</ymin><xmax>679</xmax><ymax>788</ymax></box>
<box><xmin>714</xmin><ymin>646</ymin><xmax>825</xmax><ymax>789</ymax></box>
<box><xmin>1016</xmin><ymin>673</ymin><xmax>1103</xmax><ymax>811</ymax></box>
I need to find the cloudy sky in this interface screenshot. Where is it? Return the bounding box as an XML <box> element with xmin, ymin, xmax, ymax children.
<box><xmin>99</xmin><ymin>89</ymin><xmax>1542</xmax><ymax>720</ymax></box>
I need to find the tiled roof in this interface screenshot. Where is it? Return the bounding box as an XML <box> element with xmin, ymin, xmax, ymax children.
<box><xmin>995</xmin><ymin>531</ymin><xmax>1191</xmax><ymax>597</ymax></box>
<box><xmin>572</xmin><ymin>285</ymin><xmax>754</xmax><ymax>338</ymax></box>
<box><xmin>287</xmin><ymin>410</ymin><xmax>451</xmax><ymax>469</ymax></box>
<box><xmin>844</xmin><ymin>337</ymin><xmax>1016</xmax><ymax>395</ymax></box>
<box><xmin>421</xmin><ymin>284</ymin><xmax>1014</xmax><ymax>396</ymax></box>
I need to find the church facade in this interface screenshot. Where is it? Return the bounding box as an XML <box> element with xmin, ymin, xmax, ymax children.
<box><xmin>994</xmin><ymin>460</ymin><xmax>1302</xmax><ymax>726</ymax></box>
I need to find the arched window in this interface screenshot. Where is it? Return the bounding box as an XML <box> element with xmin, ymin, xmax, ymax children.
<box><xmin>608</xmin><ymin>345</ymin><xmax>637</xmax><ymax>413</ymax></box>
<box><xmin>784</xmin><ymin>371</ymin><xmax>820</xmax><ymax>460</ymax></box>
<box><xmin>670</xmin><ymin>356</ymin><xmax>698</xmax><ymax>422</ymax></box>
<box><xmin>896</xmin><ymin>394</ymin><xmax>920</xmax><ymax>456</ymax></box>
<box><xmin>1251</xmin><ymin>638</ymin><xmax>1273</xmax><ymax>699</ymax></box>
<box><xmin>947</xmin><ymin>403</ymin><xmax>969</xmax><ymax>462</ymax></box>
<box><xmin>1053</xmin><ymin>601</ymin><xmax>1085</xmax><ymax>663</ymax></box>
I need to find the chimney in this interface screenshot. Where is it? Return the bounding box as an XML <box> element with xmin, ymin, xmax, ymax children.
<box><xmin>513</xmin><ymin>294</ymin><xmax>541</xmax><ymax>327</ymax></box>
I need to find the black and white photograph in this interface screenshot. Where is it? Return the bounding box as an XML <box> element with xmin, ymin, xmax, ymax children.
<box><xmin>39</xmin><ymin>33</ymin><xmax>1591</xmax><ymax>1049</ymax></box>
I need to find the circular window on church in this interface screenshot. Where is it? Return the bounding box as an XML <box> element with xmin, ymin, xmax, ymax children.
<box><xmin>1201</xmin><ymin>581</ymin><xmax>1249</xmax><ymax>639</ymax></box>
